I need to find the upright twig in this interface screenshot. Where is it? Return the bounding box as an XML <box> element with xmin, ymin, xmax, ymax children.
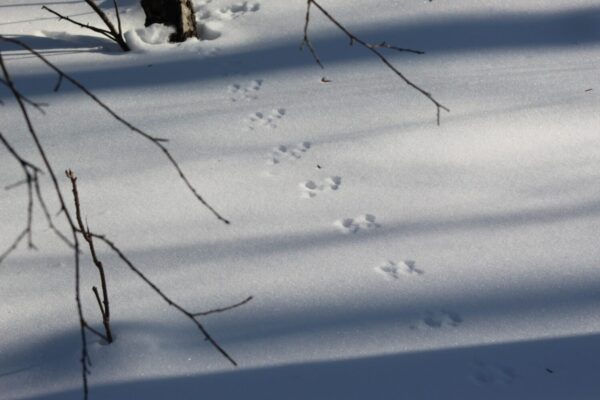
<box><xmin>67</xmin><ymin>170</ymin><xmax>114</xmax><ymax>344</ymax></box>
<box><xmin>300</xmin><ymin>0</ymin><xmax>449</xmax><ymax>124</ymax></box>
<box><xmin>42</xmin><ymin>0</ymin><xmax>130</xmax><ymax>52</ymax></box>
<box><xmin>84</xmin><ymin>231</ymin><xmax>246</xmax><ymax>366</ymax></box>
<box><xmin>112</xmin><ymin>0</ymin><xmax>123</xmax><ymax>40</ymax></box>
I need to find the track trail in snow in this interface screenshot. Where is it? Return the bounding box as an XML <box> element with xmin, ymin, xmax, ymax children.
<box><xmin>375</xmin><ymin>260</ymin><xmax>424</xmax><ymax>279</ymax></box>
<box><xmin>228</xmin><ymin>79</ymin><xmax>262</xmax><ymax>102</ymax></box>
<box><xmin>245</xmin><ymin>108</ymin><xmax>286</xmax><ymax>130</ymax></box>
<box><xmin>232</xmin><ymin>64</ymin><xmax>469</xmax><ymax>341</ymax></box>
<box><xmin>410</xmin><ymin>310</ymin><xmax>463</xmax><ymax>330</ymax></box>
<box><xmin>299</xmin><ymin>176</ymin><xmax>342</xmax><ymax>198</ymax></box>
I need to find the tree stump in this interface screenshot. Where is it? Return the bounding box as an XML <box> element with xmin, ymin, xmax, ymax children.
<box><xmin>140</xmin><ymin>0</ymin><xmax>198</xmax><ymax>42</ymax></box>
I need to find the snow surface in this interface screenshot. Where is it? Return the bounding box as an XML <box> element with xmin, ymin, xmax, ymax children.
<box><xmin>1</xmin><ymin>0</ymin><xmax>600</xmax><ymax>399</ymax></box>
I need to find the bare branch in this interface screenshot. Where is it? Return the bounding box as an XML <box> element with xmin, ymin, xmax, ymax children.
<box><xmin>113</xmin><ymin>0</ymin><xmax>124</xmax><ymax>38</ymax></box>
<box><xmin>1</xmin><ymin>35</ymin><xmax>246</xmax><ymax>399</ymax></box>
<box><xmin>42</xmin><ymin>6</ymin><xmax>115</xmax><ymax>41</ymax></box>
<box><xmin>67</xmin><ymin>169</ymin><xmax>113</xmax><ymax>343</ymax></box>
<box><xmin>42</xmin><ymin>1</ymin><xmax>130</xmax><ymax>51</ymax></box>
<box><xmin>84</xmin><ymin>322</ymin><xmax>109</xmax><ymax>342</ymax></box>
<box><xmin>73</xmin><ymin>238</ymin><xmax>90</xmax><ymax>400</ymax></box>
<box><xmin>301</xmin><ymin>0</ymin><xmax>449</xmax><ymax>124</ymax></box>
<box><xmin>300</xmin><ymin>0</ymin><xmax>323</xmax><ymax>68</ymax></box>
<box><xmin>193</xmin><ymin>296</ymin><xmax>254</xmax><ymax>317</ymax></box>
<box><xmin>54</xmin><ymin>75</ymin><xmax>63</xmax><ymax>92</ymax></box>
<box><xmin>82</xmin><ymin>0</ymin><xmax>129</xmax><ymax>51</ymax></box>
<box><xmin>0</xmin><ymin>36</ymin><xmax>230</xmax><ymax>224</ymax></box>
<box><xmin>0</xmin><ymin>229</ymin><xmax>27</xmax><ymax>264</ymax></box>
<box><xmin>370</xmin><ymin>41</ymin><xmax>425</xmax><ymax>54</ymax></box>
<box><xmin>86</xmin><ymin>231</ymin><xmax>241</xmax><ymax>366</ymax></box>
<box><xmin>0</xmin><ymin>50</ymin><xmax>88</xmax><ymax>399</ymax></box>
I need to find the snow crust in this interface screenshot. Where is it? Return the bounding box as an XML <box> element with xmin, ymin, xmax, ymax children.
<box><xmin>2</xmin><ymin>0</ymin><xmax>600</xmax><ymax>399</ymax></box>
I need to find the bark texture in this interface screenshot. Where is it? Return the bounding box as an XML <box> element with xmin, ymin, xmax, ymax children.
<box><xmin>140</xmin><ymin>0</ymin><xmax>198</xmax><ymax>42</ymax></box>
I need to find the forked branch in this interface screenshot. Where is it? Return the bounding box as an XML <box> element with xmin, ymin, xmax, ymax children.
<box><xmin>42</xmin><ymin>0</ymin><xmax>130</xmax><ymax>52</ymax></box>
<box><xmin>84</xmin><ymin>230</ymin><xmax>248</xmax><ymax>366</ymax></box>
<box><xmin>300</xmin><ymin>0</ymin><xmax>449</xmax><ymax>124</ymax></box>
<box><xmin>67</xmin><ymin>170</ymin><xmax>114</xmax><ymax>344</ymax></box>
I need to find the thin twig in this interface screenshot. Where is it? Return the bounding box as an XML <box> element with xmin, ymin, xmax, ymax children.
<box><xmin>82</xmin><ymin>0</ymin><xmax>129</xmax><ymax>51</ymax></box>
<box><xmin>370</xmin><ymin>41</ymin><xmax>425</xmax><ymax>54</ymax></box>
<box><xmin>301</xmin><ymin>0</ymin><xmax>449</xmax><ymax>124</ymax></box>
<box><xmin>54</xmin><ymin>75</ymin><xmax>63</xmax><ymax>92</ymax></box>
<box><xmin>193</xmin><ymin>296</ymin><xmax>254</xmax><ymax>317</ymax></box>
<box><xmin>41</xmin><ymin>2</ymin><xmax>130</xmax><ymax>51</ymax></box>
<box><xmin>42</xmin><ymin>6</ymin><xmax>115</xmax><ymax>41</ymax></box>
<box><xmin>74</xmin><ymin>238</ymin><xmax>90</xmax><ymax>400</ymax></box>
<box><xmin>25</xmin><ymin>173</ymin><xmax>35</xmax><ymax>249</ymax></box>
<box><xmin>300</xmin><ymin>1</ymin><xmax>323</xmax><ymax>68</ymax></box>
<box><xmin>113</xmin><ymin>0</ymin><xmax>123</xmax><ymax>39</ymax></box>
<box><xmin>67</xmin><ymin>169</ymin><xmax>113</xmax><ymax>343</ymax></box>
<box><xmin>84</xmin><ymin>322</ymin><xmax>109</xmax><ymax>342</ymax></box>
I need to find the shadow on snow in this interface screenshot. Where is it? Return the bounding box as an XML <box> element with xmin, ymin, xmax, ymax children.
<box><xmin>9</xmin><ymin>331</ymin><xmax>600</xmax><ymax>400</ymax></box>
<box><xmin>0</xmin><ymin>5</ymin><xmax>599</xmax><ymax>96</ymax></box>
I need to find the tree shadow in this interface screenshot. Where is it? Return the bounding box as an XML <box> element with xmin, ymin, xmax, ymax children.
<box><xmin>98</xmin><ymin>196</ymin><xmax>600</xmax><ymax>267</ymax></box>
<box><xmin>0</xmin><ymin>11</ymin><xmax>95</xmax><ymax>27</ymax></box>
<box><xmin>1</xmin><ymin>5</ymin><xmax>599</xmax><ymax>96</ymax></box>
<box><xmin>0</xmin><ymin>33</ymin><xmax>121</xmax><ymax>59</ymax></box>
<box><xmin>0</xmin><ymin>1</ymin><xmax>80</xmax><ymax>8</ymax></box>
<box><xmin>11</xmin><ymin>331</ymin><xmax>600</xmax><ymax>400</ymax></box>
<box><xmin>7</xmin><ymin>194</ymin><xmax>600</xmax><ymax>276</ymax></box>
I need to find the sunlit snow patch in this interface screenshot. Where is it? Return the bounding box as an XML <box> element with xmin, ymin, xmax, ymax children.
<box><xmin>124</xmin><ymin>24</ymin><xmax>176</xmax><ymax>51</ymax></box>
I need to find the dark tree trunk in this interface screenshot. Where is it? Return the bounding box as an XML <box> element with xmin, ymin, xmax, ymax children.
<box><xmin>140</xmin><ymin>0</ymin><xmax>198</xmax><ymax>42</ymax></box>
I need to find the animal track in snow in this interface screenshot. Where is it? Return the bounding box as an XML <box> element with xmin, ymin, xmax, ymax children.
<box><xmin>246</xmin><ymin>108</ymin><xmax>285</xmax><ymax>130</ymax></box>
<box><xmin>334</xmin><ymin>214</ymin><xmax>379</xmax><ymax>234</ymax></box>
<box><xmin>195</xmin><ymin>1</ymin><xmax>260</xmax><ymax>41</ymax></box>
<box><xmin>228</xmin><ymin>79</ymin><xmax>262</xmax><ymax>102</ymax></box>
<box><xmin>266</xmin><ymin>142</ymin><xmax>311</xmax><ymax>165</ymax></box>
<box><xmin>299</xmin><ymin>176</ymin><xmax>342</xmax><ymax>198</ymax></box>
<box><xmin>194</xmin><ymin>2</ymin><xmax>222</xmax><ymax>41</ymax></box>
<box><xmin>470</xmin><ymin>361</ymin><xmax>516</xmax><ymax>385</ymax></box>
<box><xmin>216</xmin><ymin>1</ymin><xmax>260</xmax><ymax>20</ymax></box>
<box><xmin>375</xmin><ymin>260</ymin><xmax>423</xmax><ymax>280</ymax></box>
<box><xmin>410</xmin><ymin>310</ymin><xmax>462</xmax><ymax>330</ymax></box>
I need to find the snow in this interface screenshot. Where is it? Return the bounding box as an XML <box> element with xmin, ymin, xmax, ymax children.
<box><xmin>1</xmin><ymin>0</ymin><xmax>600</xmax><ymax>399</ymax></box>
